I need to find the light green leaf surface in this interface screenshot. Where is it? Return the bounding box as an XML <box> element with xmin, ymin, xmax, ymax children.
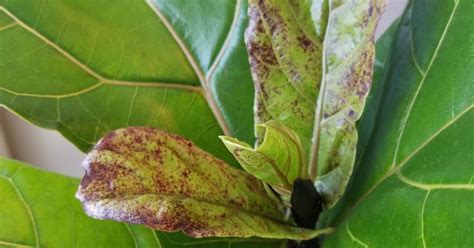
<box><xmin>0</xmin><ymin>157</ymin><xmax>290</xmax><ymax>247</ymax></box>
<box><xmin>0</xmin><ymin>157</ymin><xmax>163</xmax><ymax>248</ymax></box>
<box><xmin>0</xmin><ymin>0</ymin><xmax>256</xmax><ymax>166</ymax></box>
<box><xmin>324</xmin><ymin>0</ymin><xmax>474</xmax><ymax>246</ymax></box>
<box><xmin>245</xmin><ymin>0</ymin><xmax>385</xmax><ymax>207</ymax></box>
<box><xmin>221</xmin><ymin>121</ymin><xmax>307</xmax><ymax>204</ymax></box>
<box><xmin>77</xmin><ymin>127</ymin><xmax>332</xmax><ymax>240</ymax></box>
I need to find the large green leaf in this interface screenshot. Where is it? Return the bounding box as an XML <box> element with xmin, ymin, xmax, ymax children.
<box><xmin>77</xmin><ymin>127</ymin><xmax>332</xmax><ymax>240</ymax></box>
<box><xmin>0</xmin><ymin>157</ymin><xmax>287</xmax><ymax>247</ymax></box>
<box><xmin>244</xmin><ymin>0</ymin><xmax>385</xmax><ymax>207</ymax></box>
<box><xmin>0</xmin><ymin>0</ymin><xmax>255</xmax><ymax>165</ymax></box>
<box><xmin>324</xmin><ymin>0</ymin><xmax>474</xmax><ymax>246</ymax></box>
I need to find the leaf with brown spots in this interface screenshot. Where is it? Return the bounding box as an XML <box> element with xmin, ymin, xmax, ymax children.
<box><xmin>220</xmin><ymin>121</ymin><xmax>307</xmax><ymax>206</ymax></box>
<box><xmin>245</xmin><ymin>0</ymin><xmax>386</xmax><ymax>208</ymax></box>
<box><xmin>246</xmin><ymin>0</ymin><xmax>323</xmax><ymax>152</ymax></box>
<box><xmin>309</xmin><ymin>0</ymin><xmax>386</xmax><ymax>208</ymax></box>
<box><xmin>76</xmin><ymin>127</ymin><xmax>333</xmax><ymax>240</ymax></box>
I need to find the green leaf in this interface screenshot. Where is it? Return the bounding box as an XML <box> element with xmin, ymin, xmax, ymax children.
<box><xmin>0</xmin><ymin>157</ymin><xmax>160</xmax><ymax>247</ymax></box>
<box><xmin>77</xmin><ymin>127</ymin><xmax>333</xmax><ymax>240</ymax></box>
<box><xmin>0</xmin><ymin>156</ymin><xmax>292</xmax><ymax>247</ymax></box>
<box><xmin>0</xmin><ymin>0</ymin><xmax>255</xmax><ymax>166</ymax></box>
<box><xmin>245</xmin><ymin>0</ymin><xmax>385</xmax><ymax>207</ymax></box>
<box><xmin>324</xmin><ymin>0</ymin><xmax>474</xmax><ymax>246</ymax></box>
<box><xmin>220</xmin><ymin>121</ymin><xmax>307</xmax><ymax>203</ymax></box>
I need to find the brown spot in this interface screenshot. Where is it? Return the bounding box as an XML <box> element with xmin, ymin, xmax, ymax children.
<box><xmin>297</xmin><ymin>35</ymin><xmax>313</xmax><ymax>51</ymax></box>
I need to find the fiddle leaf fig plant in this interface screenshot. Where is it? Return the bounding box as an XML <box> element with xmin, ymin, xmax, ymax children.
<box><xmin>1</xmin><ymin>0</ymin><xmax>473</xmax><ymax>247</ymax></box>
<box><xmin>74</xmin><ymin>0</ymin><xmax>384</xmax><ymax>240</ymax></box>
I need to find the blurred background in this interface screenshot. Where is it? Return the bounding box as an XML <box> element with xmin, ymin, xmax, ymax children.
<box><xmin>0</xmin><ymin>0</ymin><xmax>408</xmax><ymax>178</ymax></box>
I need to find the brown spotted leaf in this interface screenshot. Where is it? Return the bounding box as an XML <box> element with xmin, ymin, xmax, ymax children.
<box><xmin>245</xmin><ymin>0</ymin><xmax>385</xmax><ymax>208</ymax></box>
<box><xmin>309</xmin><ymin>0</ymin><xmax>386</xmax><ymax>208</ymax></box>
<box><xmin>246</xmin><ymin>0</ymin><xmax>323</xmax><ymax>152</ymax></box>
<box><xmin>76</xmin><ymin>127</ymin><xmax>332</xmax><ymax>240</ymax></box>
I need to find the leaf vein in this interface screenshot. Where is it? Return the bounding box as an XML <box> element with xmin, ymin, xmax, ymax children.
<box><xmin>390</xmin><ymin>0</ymin><xmax>459</xmax><ymax>170</ymax></box>
<box><xmin>346</xmin><ymin>221</ymin><xmax>368</xmax><ymax>248</ymax></box>
<box><xmin>0</xmin><ymin>7</ymin><xmax>202</xmax><ymax>98</ymax></box>
<box><xmin>0</xmin><ymin>175</ymin><xmax>40</xmax><ymax>247</ymax></box>
<box><xmin>397</xmin><ymin>169</ymin><xmax>474</xmax><ymax>190</ymax></box>
<box><xmin>126</xmin><ymin>86</ymin><xmax>139</xmax><ymax>126</ymax></box>
<box><xmin>124</xmin><ymin>224</ymin><xmax>139</xmax><ymax>248</ymax></box>
<box><xmin>150</xmin><ymin>230</ymin><xmax>163</xmax><ymax>248</ymax></box>
<box><xmin>420</xmin><ymin>191</ymin><xmax>430</xmax><ymax>248</ymax></box>
<box><xmin>145</xmin><ymin>0</ymin><xmax>231</xmax><ymax>136</ymax></box>
<box><xmin>206</xmin><ymin>0</ymin><xmax>242</xmax><ymax>81</ymax></box>
<box><xmin>0</xmin><ymin>240</ymin><xmax>35</xmax><ymax>248</ymax></box>
<box><xmin>0</xmin><ymin>21</ymin><xmax>16</xmax><ymax>31</ymax></box>
<box><xmin>347</xmin><ymin>105</ymin><xmax>472</xmax><ymax>220</ymax></box>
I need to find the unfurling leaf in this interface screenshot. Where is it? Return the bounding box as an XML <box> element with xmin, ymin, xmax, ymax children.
<box><xmin>245</xmin><ymin>0</ymin><xmax>386</xmax><ymax>208</ymax></box>
<box><xmin>220</xmin><ymin>121</ymin><xmax>307</xmax><ymax>204</ymax></box>
<box><xmin>76</xmin><ymin>127</ymin><xmax>332</xmax><ymax>240</ymax></box>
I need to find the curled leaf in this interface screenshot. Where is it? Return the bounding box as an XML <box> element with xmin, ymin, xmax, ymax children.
<box><xmin>220</xmin><ymin>121</ymin><xmax>307</xmax><ymax>203</ymax></box>
<box><xmin>76</xmin><ymin>127</ymin><xmax>332</xmax><ymax>240</ymax></box>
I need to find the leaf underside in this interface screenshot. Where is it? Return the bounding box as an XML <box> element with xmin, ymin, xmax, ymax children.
<box><xmin>77</xmin><ymin>127</ymin><xmax>332</xmax><ymax>240</ymax></box>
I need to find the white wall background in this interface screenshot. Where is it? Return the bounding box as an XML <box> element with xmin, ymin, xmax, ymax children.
<box><xmin>0</xmin><ymin>0</ymin><xmax>408</xmax><ymax>178</ymax></box>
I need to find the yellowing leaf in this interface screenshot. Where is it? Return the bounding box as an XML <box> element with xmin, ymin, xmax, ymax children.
<box><xmin>220</xmin><ymin>121</ymin><xmax>307</xmax><ymax>204</ymax></box>
<box><xmin>76</xmin><ymin>127</ymin><xmax>332</xmax><ymax>240</ymax></box>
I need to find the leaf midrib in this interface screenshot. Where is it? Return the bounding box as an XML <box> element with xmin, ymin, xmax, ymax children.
<box><xmin>146</xmin><ymin>0</ymin><xmax>243</xmax><ymax>136</ymax></box>
<box><xmin>0</xmin><ymin>7</ymin><xmax>202</xmax><ymax>97</ymax></box>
